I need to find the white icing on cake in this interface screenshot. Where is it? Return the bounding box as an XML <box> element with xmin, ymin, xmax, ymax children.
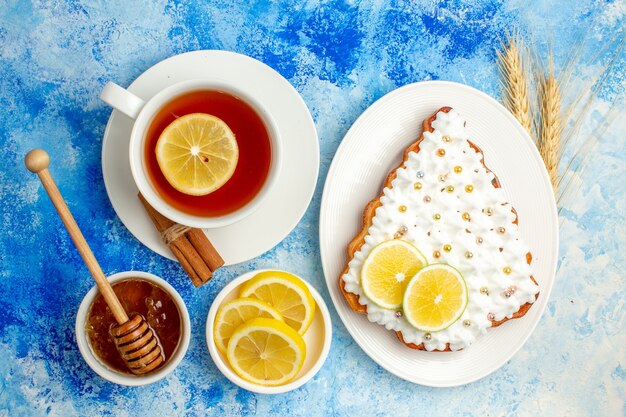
<box><xmin>342</xmin><ymin>108</ymin><xmax>539</xmax><ymax>351</ymax></box>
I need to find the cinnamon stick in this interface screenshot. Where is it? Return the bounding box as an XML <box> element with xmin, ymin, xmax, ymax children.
<box><xmin>186</xmin><ymin>229</ymin><xmax>224</xmax><ymax>271</ymax></box>
<box><xmin>171</xmin><ymin>244</ymin><xmax>205</xmax><ymax>287</ymax></box>
<box><xmin>138</xmin><ymin>193</ymin><xmax>224</xmax><ymax>287</ymax></box>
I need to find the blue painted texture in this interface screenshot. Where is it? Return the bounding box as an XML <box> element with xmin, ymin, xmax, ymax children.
<box><xmin>0</xmin><ymin>1</ymin><xmax>624</xmax><ymax>416</ymax></box>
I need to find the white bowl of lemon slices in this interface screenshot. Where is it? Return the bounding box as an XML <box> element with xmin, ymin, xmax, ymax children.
<box><xmin>206</xmin><ymin>270</ymin><xmax>332</xmax><ymax>394</ymax></box>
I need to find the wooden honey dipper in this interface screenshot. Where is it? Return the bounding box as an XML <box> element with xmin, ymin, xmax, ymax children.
<box><xmin>25</xmin><ymin>149</ymin><xmax>165</xmax><ymax>375</ymax></box>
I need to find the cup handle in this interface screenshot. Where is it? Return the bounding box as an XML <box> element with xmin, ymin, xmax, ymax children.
<box><xmin>100</xmin><ymin>82</ymin><xmax>146</xmax><ymax>120</ymax></box>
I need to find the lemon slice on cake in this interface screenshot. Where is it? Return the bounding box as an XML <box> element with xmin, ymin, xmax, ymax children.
<box><xmin>360</xmin><ymin>240</ymin><xmax>427</xmax><ymax>309</ymax></box>
<box><xmin>213</xmin><ymin>298</ymin><xmax>283</xmax><ymax>354</ymax></box>
<box><xmin>403</xmin><ymin>264</ymin><xmax>468</xmax><ymax>332</ymax></box>
<box><xmin>239</xmin><ymin>271</ymin><xmax>316</xmax><ymax>335</ymax></box>
<box><xmin>155</xmin><ymin>113</ymin><xmax>238</xmax><ymax>196</ymax></box>
<box><xmin>226</xmin><ymin>317</ymin><xmax>306</xmax><ymax>386</ymax></box>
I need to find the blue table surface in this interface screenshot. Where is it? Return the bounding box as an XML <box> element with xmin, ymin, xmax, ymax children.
<box><xmin>1</xmin><ymin>1</ymin><xmax>624</xmax><ymax>416</ymax></box>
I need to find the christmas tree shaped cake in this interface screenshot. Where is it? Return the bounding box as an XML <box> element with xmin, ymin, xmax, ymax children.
<box><xmin>340</xmin><ymin>107</ymin><xmax>539</xmax><ymax>351</ymax></box>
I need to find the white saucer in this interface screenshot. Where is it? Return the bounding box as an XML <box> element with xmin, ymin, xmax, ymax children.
<box><xmin>101</xmin><ymin>51</ymin><xmax>319</xmax><ymax>265</ymax></box>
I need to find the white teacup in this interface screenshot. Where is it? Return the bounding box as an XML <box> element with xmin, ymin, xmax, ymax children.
<box><xmin>100</xmin><ymin>79</ymin><xmax>282</xmax><ymax>228</ymax></box>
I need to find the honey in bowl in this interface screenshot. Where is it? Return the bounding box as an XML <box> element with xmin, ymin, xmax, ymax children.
<box><xmin>86</xmin><ymin>279</ymin><xmax>182</xmax><ymax>375</ymax></box>
<box><xmin>144</xmin><ymin>90</ymin><xmax>272</xmax><ymax>217</ymax></box>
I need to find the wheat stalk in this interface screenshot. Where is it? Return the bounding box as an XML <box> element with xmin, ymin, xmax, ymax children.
<box><xmin>497</xmin><ymin>7</ymin><xmax>621</xmax><ymax>211</ymax></box>
<box><xmin>536</xmin><ymin>57</ymin><xmax>562</xmax><ymax>192</ymax></box>
<box><xmin>497</xmin><ymin>34</ymin><xmax>533</xmax><ymax>137</ymax></box>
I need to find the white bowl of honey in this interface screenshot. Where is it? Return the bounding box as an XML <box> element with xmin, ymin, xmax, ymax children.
<box><xmin>76</xmin><ymin>271</ymin><xmax>191</xmax><ymax>386</ymax></box>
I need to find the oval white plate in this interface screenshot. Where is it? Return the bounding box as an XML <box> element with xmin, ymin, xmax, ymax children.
<box><xmin>205</xmin><ymin>270</ymin><xmax>332</xmax><ymax>394</ymax></box>
<box><xmin>102</xmin><ymin>50</ymin><xmax>319</xmax><ymax>265</ymax></box>
<box><xmin>320</xmin><ymin>81</ymin><xmax>558</xmax><ymax>387</ymax></box>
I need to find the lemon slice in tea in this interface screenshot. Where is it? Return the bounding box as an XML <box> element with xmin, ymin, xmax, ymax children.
<box><xmin>226</xmin><ymin>317</ymin><xmax>306</xmax><ymax>386</ymax></box>
<box><xmin>360</xmin><ymin>240</ymin><xmax>427</xmax><ymax>309</ymax></box>
<box><xmin>403</xmin><ymin>264</ymin><xmax>468</xmax><ymax>332</ymax></box>
<box><xmin>213</xmin><ymin>297</ymin><xmax>283</xmax><ymax>354</ymax></box>
<box><xmin>155</xmin><ymin>113</ymin><xmax>239</xmax><ymax>196</ymax></box>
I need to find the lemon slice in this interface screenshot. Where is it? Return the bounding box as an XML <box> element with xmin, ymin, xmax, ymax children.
<box><xmin>239</xmin><ymin>271</ymin><xmax>316</xmax><ymax>335</ymax></box>
<box><xmin>213</xmin><ymin>298</ymin><xmax>284</xmax><ymax>354</ymax></box>
<box><xmin>155</xmin><ymin>113</ymin><xmax>239</xmax><ymax>196</ymax></box>
<box><xmin>226</xmin><ymin>317</ymin><xmax>306</xmax><ymax>386</ymax></box>
<box><xmin>403</xmin><ymin>264</ymin><xmax>468</xmax><ymax>332</ymax></box>
<box><xmin>360</xmin><ymin>240</ymin><xmax>427</xmax><ymax>309</ymax></box>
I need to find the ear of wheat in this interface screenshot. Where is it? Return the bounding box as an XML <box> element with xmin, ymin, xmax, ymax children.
<box><xmin>497</xmin><ymin>34</ymin><xmax>533</xmax><ymax>138</ymax></box>
<box><xmin>537</xmin><ymin>58</ymin><xmax>562</xmax><ymax>190</ymax></box>
<box><xmin>498</xmin><ymin>27</ymin><xmax>621</xmax><ymax>204</ymax></box>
